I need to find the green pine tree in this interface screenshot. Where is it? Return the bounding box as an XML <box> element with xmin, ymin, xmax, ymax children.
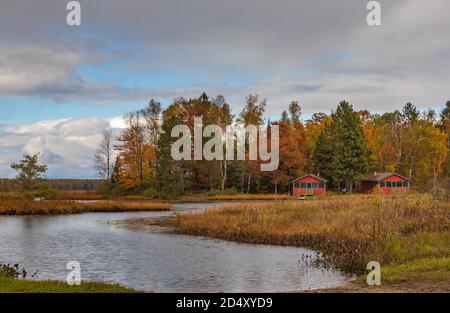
<box><xmin>331</xmin><ymin>101</ymin><xmax>368</xmax><ymax>193</ymax></box>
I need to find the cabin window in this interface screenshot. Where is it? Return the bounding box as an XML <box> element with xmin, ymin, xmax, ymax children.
<box><xmin>312</xmin><ymin>182</ymin><xmax>319</xmax><ymax>189</ymax></box>
<box><xmin>403</xmin><ymin>181</ymin><xmax>409</xmax><ymax>187</ymax></box>
<box><xmin>386</xmin><ymin>181</ymin><xmax>392</xmax><ymax>187</ymax></box>
<box><xmin>295</xmin><ymin>182</ymin><xmax>306</xmax><ymax>188</ymax></box>
<box><xmin>319</xmin><ymin>182</ymin><xmax>325</xmax><ymax>188</ymax></box>
<box><xmin>397</xmin><ymin>181</ymin><xmax>403</xmax><ymax>187</ymax></box>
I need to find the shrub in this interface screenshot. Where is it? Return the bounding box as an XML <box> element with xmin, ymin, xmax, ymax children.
<box><xmin>221</xmin><ymin>188</ymin><xmax>238</xmax><ymax>195</ymax></box>
<box><xmin>142</xmin><ymin>187</ymin><xmax>158</xmax><ymax>199</ymax></box>
<box><xmin>0</xmin><ymin>263</ymin><xmax>28</xmax><ymax>279</ymax></box>
<box><xmin>207</xmin><ymin>188</ymin><xmax>238</xmax><ymax>196</ymax></box>
<box><xmin>23</xmin><ymin>183</ymin><xmax>59</xmax><ymax>200</ymax></box>
<box><xmin>110</xmin><ymin>184</ymin><xmax>126</xmax><ymax>196</ymax></box>
<box><xmin>370</xmin><ymin>184</ymin><xmax>384</xmax><ymax>195</ymax></box>
<box><xmin>96</xmin><ymin>181</ymin><xmax>114</xmax><ymax>195</ymax></box>
<box><xmin>207</xmin><ymin>189</ymin><xmax>220</xmax><ymax>196</ymax></box>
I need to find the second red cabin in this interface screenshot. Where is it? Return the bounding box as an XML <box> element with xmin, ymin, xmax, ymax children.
<box><xmin>292</xmin><ymin>174</ymin><xmax>328</xmax><ymax>196</ymax></box>
<box><xmin>361</xmin><ymin>172</ymin><xmax>410</xmax><ymax>194</ymax></box>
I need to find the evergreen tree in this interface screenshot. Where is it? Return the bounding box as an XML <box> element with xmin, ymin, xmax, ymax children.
<box><xmin>332</xmin><ymin>101</ymin><xmax>368</xmax><ymax>192</ymax></box>
<box><xmin>439</xmin><ymin>100</ymin><xmax>450</xmax><ymax>130</ymax></box>
<box><xmin>110</xmin><ymin>156</ymin><xmax>121</xmax><ymax>185</ymax></box>
<box><xmin>402</xmin><ymin>102</ymin><xmax>419</xmax><ymax>126</ymax></box>
<box><xmin>10</xmin><ymin>153</ymin><xmax>48</xmax><ymax>191</ymax></box>
<box><xmin>439</xmin><ymin>101</ymin><xmax>450</xmax><ymax>198</ymax></box>
<box><xmin>156</xmin><ymin>109</ymin><xmax>184</xmax><ymax>196</ymax></box>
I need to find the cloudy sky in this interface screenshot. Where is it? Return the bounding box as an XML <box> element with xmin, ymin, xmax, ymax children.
<box><xmin>1</xmin><ymin>0</ymin><xmax>449</xmax><ymax>178</ymax></box>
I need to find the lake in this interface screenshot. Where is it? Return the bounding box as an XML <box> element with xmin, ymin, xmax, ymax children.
<box><xmin>0</xmin><ymin>202</ymin><xmax>352</xmax><ymax>292</ymax></box>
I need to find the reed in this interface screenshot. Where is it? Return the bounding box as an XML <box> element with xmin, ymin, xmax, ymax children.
<box><xmin>179</xmin><ymin>193</ymin><xmax>295</xmax><ymax>202</ymax></box>
<box><xmin>0</xmin><ymin>199</ymin><xmax>170</xmax><ymax>215</ymax></box>
<box><xmin>171</xmin><ymin>194</ymin><xmax>450</xmax><ymax>275</ymax></box>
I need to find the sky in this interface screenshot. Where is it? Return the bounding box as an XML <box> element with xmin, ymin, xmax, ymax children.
<box><xmin>0</xmin><ymin>0</ymin><xmax>449</xmax><ymax>178</ymax></box>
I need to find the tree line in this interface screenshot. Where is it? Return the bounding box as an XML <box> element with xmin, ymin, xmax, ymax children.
<box><xmin>94</xmin><ymin>92</ymin><xmax>450</xmax><ymax>197</ymax></box>
<box><xmin>0</xmin><ymin>178</ymin><xmax>101</xmax><ymax>192</ymax></box>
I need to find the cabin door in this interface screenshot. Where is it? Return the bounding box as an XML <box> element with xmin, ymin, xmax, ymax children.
<box><xmin>306</xmin><ymin>183</ymin><xmax>313</xmax><ymax>195</ymax></box>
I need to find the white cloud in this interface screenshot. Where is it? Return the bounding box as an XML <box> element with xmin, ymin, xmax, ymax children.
<box><xmin>0</xmin><ymin>117</ymin><xmax>125</xmax><ymax>178</ymax></box>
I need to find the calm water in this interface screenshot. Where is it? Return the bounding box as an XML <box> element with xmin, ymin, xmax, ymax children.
<box><xmin>0</xmin><ymin>202</ymin><xmax>351</xmax><ymax>292</ymax></box>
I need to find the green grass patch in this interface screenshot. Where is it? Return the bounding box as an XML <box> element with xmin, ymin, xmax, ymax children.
<box><xmin>380</xmin><ymin>257</ymin><xmax>450</xmax><ymax>283</ymax></box>
<box><xmin>0</xmin><ymin>278</ymin><xmax>136</xmax><ymax>293</ymax></box>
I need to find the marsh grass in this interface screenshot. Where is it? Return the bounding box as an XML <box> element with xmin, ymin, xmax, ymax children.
<box><xmin>171</xmin><ymin>194</ymin><xmax>450</xmax><ymax>275</ymax></box>
<box><xmin>0</xmin><ymin>199</ymin><xmax>170</xmax><ymax>215</ymax></box>
<box><xmin>179</xmin><ymin>193</ymin><xmax>295</xmax><ymax>202</ymax></box>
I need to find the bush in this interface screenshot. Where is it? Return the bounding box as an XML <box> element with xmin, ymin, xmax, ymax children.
<box><xmin>110</xmin><ymin>184</ymin><xmax>126</xmax><ymax>196</ymax></box>
<box><xmin>370</xmin><ymin>184</ymin><xmax>384</xmax><ymax>195</ymax></box>
<box><xmin>207</xmin><ymin>188</ymin><xmax>238</xmax><ymax>196</ymax></box>
<box><xmin>432</xmin><ymin>187</ymin><xmax>447</xmax><ymax>200</ymax></box>
<box><xmin>158</xmin><ymin>190</ymin><xmax>181</xmax><ymax>200</ymax></box>
<box><xmin>0</xmin><ymin>263</ymin><xmax>28</xmax><ymax>279</ymax></box>
<box><xmin>23</xmin><ymin>183</ymin><xmax>59</xmax><ymax>200</ymax></box>
<box><xmin>96</xmin><ymin>181</ymin><xmax>114</xmax><ymax>195</ymax></box>
<box><xmin>221</xmin><ymin>188</ymin><xmax>238</xmax><ymax>195</ymax></box>
<box><xmin>207</xmin><ymin>188</ymin><xmax>220</xmax><ymax>196</ymax></box>
<box><xmin>142</xmin><ymin>187</ymin><xmax>158</xmax><ymax>199</ymax></box>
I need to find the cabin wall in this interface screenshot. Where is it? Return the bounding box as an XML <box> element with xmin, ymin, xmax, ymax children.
<box><xmin>292</xmin><ymin>176</ymin><xmax>326</xmax><ymax>196</ymax></box>
<box><xmin>362</xmin><ymin>175</ymin><xmax>410</xmax><ymax>194</ymax></box>
<box><xmin>292</xmin><ymin>188</ymin><xmax>326</xmax><ymax>196</ymax></box>
<box><xmin>380</xmin><ymin>187</ymin><xmax>409</xmax><ymax>194</ymax></box>
<box><xmin>361</xmin><ymin>181</ymin><xmax>377</xmax><ymax>193</ymax></box>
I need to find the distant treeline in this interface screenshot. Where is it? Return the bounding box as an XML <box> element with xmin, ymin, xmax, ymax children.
<box><xmin>0</xmin><ymin>178</ymin><xmax>102</xmax><ymax>192</ymax></box>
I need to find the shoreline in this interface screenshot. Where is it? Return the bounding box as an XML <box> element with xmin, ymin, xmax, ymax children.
<box><xmin>0</xmin><ymin>199</ymin><xmax>170</xmax><ymax>216</ymax></box>
<box><xmin>121</xmin><ymin>216</ymin><xmax>450</xmax><ymax>293</ymax></box>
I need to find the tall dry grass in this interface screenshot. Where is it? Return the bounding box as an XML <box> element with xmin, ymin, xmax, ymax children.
<box><xmin>172</xmin><ymin>194</ymin><xmax>450</xmax><ymax>273</ymax></box>
<box><xmin>0</xmin><ymin>199</ymin><xmax>170</xmax><ymax>215</ymax></box>
<box><xmin>179</xmin><ymin>193</ymin><xmax>295</xmax><ymax>202</ymax></box>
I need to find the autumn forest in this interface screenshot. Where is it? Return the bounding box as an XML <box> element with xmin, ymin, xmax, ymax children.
<box><xmin>90</xmin><ymin>93</ymin><xmax>450</xmax><ymax>198</ymax></box>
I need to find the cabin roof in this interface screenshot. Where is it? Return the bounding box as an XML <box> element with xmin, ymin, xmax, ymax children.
<box><xmin>361</xmin><ymin>172</ymin><xmax>410</xmax><ymax>182</ymax></box>
<box><xmin>291</xmin><ymin>174</ymin><xmax>328</xmax><ymax>183</ymax></box>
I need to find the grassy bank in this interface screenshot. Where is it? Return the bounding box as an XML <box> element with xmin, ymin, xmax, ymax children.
<box><xmin>0</xmin><ymin>277</ymin><xmax>135</xmax><ymax>293</ymax></box>
<box><xmin>178</xmin><ymin>193</ymin><xmax>294</xmax><ymax>202</ymax></box>
<box><xmin>0</xmin><ymin>199</ymin><xmax>170</xmax><ymax>215</ymax></box>
<box><xmin>167</xmin><ymin>194</ymin><xmax>449</xmax><ymax>286</ymax></box>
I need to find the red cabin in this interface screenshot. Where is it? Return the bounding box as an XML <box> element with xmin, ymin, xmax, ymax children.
<box><xmin>361</xmin><ymin>172</ymin><xmax>410</xmax><ymax>194</ymax></box>
<box><xmin>292</xmin><ymin>174</ymin><xmax>328</xmax><ymax>197</ymax></box>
